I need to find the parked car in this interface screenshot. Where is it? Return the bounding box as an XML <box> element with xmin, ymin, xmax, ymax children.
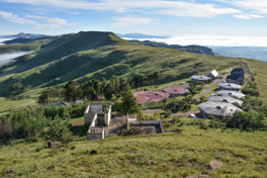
<box><xmin>219</xmin><ymin>75</ymin><xmax>224</xmax><ymax>79</ymax></box>
<box><xmin>221</xmin><ymin>81</ymin><xmax>226</xmax><ymax>83</ymax></box>
<box><xmin>210</xmin><ymin>94</ymin><xmax>215</xmax><ymax>97</ymax></box>
<box><xmin>189</xmin><ymin>114</ymin><xmax>197</xmax><ymax>118</ymax></box>
<box><xmin>180</xmin><ymin>82</ymin><xmax>185</xmax><ymax>85</ymax></box>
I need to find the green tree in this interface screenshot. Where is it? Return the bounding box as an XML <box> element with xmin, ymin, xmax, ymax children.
<box><xmin>103</xmin><ymin>83</ymin><xmax>114</xmax><ymax>100</ymax></box>
<box><xmin>90</xmin><ymin>87</ymin><xmax>98</xmax><ymax>101</ymax></box>
<box><xmin>38</xmin><ymin>91</ymin><xmax>48</xmax><ymax>104</ymax></box>
<box><xmin>64</xmin><ymin>81</ymin><xmax>83</xmax><ymax>102</ymax></box>
<box><xmin>116</xmin><ymin>85</ymin><xmax>140</xmax><ymax>115</ymax></box>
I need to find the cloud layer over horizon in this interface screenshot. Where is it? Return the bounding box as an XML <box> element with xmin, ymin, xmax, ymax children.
<box><xmin>124</xmin><ymin>35</ymin><xmax>267</xmax><ymax>47</ymax></box>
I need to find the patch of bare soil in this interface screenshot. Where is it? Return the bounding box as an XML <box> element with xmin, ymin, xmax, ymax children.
<box><xmin>171</xmin><ymin>110</ymin><xmax>200</xmax><ymax>117</ymax></box>
<box><xmin>71</xmin><ymin>119</ymin><xmax>84</xmax><ymax>127</ymax></box>
<box><xmin>141</xmin><ymin>109</ymin><xmax>163</xmax><ymax>116</ymax></box>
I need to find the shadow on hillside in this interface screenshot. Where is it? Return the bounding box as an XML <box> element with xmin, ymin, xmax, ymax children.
<box><xmin>70</xmin><ymin>125</ymin><xmax>87</xmax><ymax>137</ymax></box>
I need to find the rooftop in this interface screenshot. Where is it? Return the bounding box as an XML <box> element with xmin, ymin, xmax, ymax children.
<box><xmin>228</xmin><ymin>73</ymin><xmax>244</xmax><ymax>80</ymax></box>
<box><xmin>163</xmin><ymin>87</ymin><xmax>188</xmax><ymax>94</ymax></box>
<box><xmin>218</xmin><ymin>82</ymin><xmax>242</xmax><ymax>89</ymax></box>
<box><xmin>133</xmin><ymin>91</ymin><xmax>169</xmax><ymax>104</ymax></box>
<box><xmin>208</xmin><ymin>69</ymin><xmax>219</xmax><ymax>77</ymax></box>
<box><xmin>216</xmin><ymin>90</ymin><xmax>245</xmax><ymax>99</ymax></box>
<box><xmin>198</xmin><ymin>101</ymin><xmax>243</xmax><ymax>117</ymax></box>
<box><xmin>191</xmin><ymin>75</ymin><xmax>211</xmax><ymax>81</ymax></box>
<box><xmin>231</xmin><ymin>68</ymin><xmax>245</xmax><ymax>74</ymax></box>
<box><xmin>208</xmin><ymin>95</ymin><xmax>243</xmax><ymax>106</ymax></box>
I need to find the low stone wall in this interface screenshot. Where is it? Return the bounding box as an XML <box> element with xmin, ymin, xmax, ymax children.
<box><xmin>87</xmin><ymin>127</ymin><xmax>104</xmax><ymax>140</ymax></box>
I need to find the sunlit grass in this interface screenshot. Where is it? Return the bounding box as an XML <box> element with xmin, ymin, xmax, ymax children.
<box><xmin>1</xmin><ymin>117</ymin><xmax>266</xmax><ymax>177</ymax></box>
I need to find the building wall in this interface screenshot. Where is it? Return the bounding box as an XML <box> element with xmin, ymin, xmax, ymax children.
<box><xmin>84</xmin><ymin>112</ymin><xmax>96</xmax><ymax>124</ymax></box>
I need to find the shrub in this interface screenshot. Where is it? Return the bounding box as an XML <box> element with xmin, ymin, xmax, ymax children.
<box><xmin>162</xmin><ymin>110</ymin><xmax>172</xmax><ymax>118</ymax></box>
<box><xmin>0</xmin><ymin>118</ymin><xmax>13</xmax><ymax>141</ymax></box>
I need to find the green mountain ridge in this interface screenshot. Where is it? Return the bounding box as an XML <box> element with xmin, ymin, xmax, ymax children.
<box><xmin>0</xmin><ymin>31</ymin><xmax>261</xmax><ymax>97</ymax></box>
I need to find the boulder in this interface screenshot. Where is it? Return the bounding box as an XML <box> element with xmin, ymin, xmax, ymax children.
<box><xmin>90</xmin><ymin>150</ymin><xmax>97</xmax><ymax>155</ymax></box>
<box><xmin>208</xmin><ymin>160</ymin><xmax>223</xmax><ymax>170</ymax></box>
<box><xmin>47</xmin><ymin>141</ymin><xmax>53</xmax><ymax>148</ymax></box>
<box><xmin>186</xmin><ymin>175</ymin><xmax>209</xmax><ymax>178</ymax></box>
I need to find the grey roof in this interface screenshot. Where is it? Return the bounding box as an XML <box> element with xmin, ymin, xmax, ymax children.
<box><xmin>198</xmin><ymin>101</ymin><xmax>243</xmax><ymax>117</ymax></box>
<box><xmin>191</xmin><ymin>75</ymin><xmax>211</xmax><ymax>81</ymax></box>
<box><xmin>216</xmin><ymin>90</ymin><xmax>245</xmax><ymax>99</ymax></box>
<box><xmin>208</xmin><ymin>96</ymin><xmax>243</xmax><ymax>106</ymax></box>
<box><xmin>65</xmin><ymin>99</ymin><xmax>85</xmax><ymax>106</ymax></box>
<box><xmin>218</xmin><ymin>82</ymin><xmax>242</xmax><ymax>90</ymax></box>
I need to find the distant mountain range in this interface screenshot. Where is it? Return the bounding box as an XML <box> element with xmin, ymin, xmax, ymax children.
<box><xmin>116</xmin><ymin>33</ymin><xmax>169</xmax><ymax>39</ymax></box>
<box><xmin>0</xmin><ymin>32</ymin><xmax>48</xmax><ymax>39</ymax></box>
<box><xmin>1</xmin><ymin>32</ymin><xmax>266</xmax><ymax>62</ymax></box>
<box><xmin>129</xmin><ymin>40</ymin><xmax>214</xmax><ymax>56</ymax></box>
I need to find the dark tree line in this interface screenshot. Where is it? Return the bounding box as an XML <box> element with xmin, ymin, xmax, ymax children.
<box><xmin>38</xmin><ymin>76</ymin><xmax>129</xmax><ymax>104</ymax></box>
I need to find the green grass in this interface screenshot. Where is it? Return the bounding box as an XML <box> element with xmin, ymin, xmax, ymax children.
<box><xmin>1</xmin><ymin>117</ymin><xmax>266</xmax><ymax>177</ymax></box>
<box><xmin>0</xmin><ymin>98</ymin><xmax>36</xmax><ymax>113</ymax></box>
<box><xmin>0</xmin><ymin>31</ymin><xmax>247</xmax><ymax>97</ymax></box>
<box><xmin>246</xmin><ymin>59</ymin><xmax>267</xmax><ymax>99</ymax></box>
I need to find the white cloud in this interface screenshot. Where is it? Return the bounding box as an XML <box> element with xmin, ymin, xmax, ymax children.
<box><xmin>214</xmin><ymin>0</ymin><xmax>267</xmax><ymax>15</ymax></box>
<box><xmin>69</xmin><ymin>12</ymin><xmax>80</xmax><ymax>15</ymax></box>
<box><xmin>1</xmin><ymin>0</ymin><xmax>241</xmax><ymax>18</ymax></box>
<box><xmin>234</xmin><ymin>13</ymin><xmax>263</xmax><ymax>19</ymax></box>
<box><xmin>35</xmin><ymin>17</ymin><xmax>76</xmax><ymax>29</ymax></box>
<box><xmin>0</xmin><ymin>11</ymin><xmax>35</xmax><ymax>24</ymax></box>
<box><xmin>112</xmin><ymin>17</ymin><xmax>158</xmax><ymax>28</ymax></box>
<box><xmin>125</xmin><ymin>35</ymin><xmax>267</xmax><ymax>47</ymax></box>
<box><xmin>159</xmin><ymin>3</ymin><xmax>240</xmax><ymax>17</ymax></box>
<box><xmin>25</xmin><ymin>15</ymin><xmax>46</xmax><ymax>19</ymax></box>
<box><xmin>0</xmin><ymin>10</ymin><xmax>76</xmax><ymax>29</ymax></box>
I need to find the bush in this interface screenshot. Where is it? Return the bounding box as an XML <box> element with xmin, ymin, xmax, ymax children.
<box><xmin>223</xmin><ymin>111</ymin><xmax>267</xmax><ymax>131</ymax></box>
<box><xmin>0</xmin><ymin>118</ymin><xmax>13</xmax><ymax>141</ymax></box>
<box><xmin>162</xmin><ymin>110</ymin><xmax>172</xmax><ymax>118</ymax></box>
<box><xmin>45</xmin><ymin>116</ymin><xmax>71</xmax><ymax>141</ymax></box>
<box><xmin>61</xmin><ymin>132</ymin><xmax>73</xmax><ymax>147</ymax></box>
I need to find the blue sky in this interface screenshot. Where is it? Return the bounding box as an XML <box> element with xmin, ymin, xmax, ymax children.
<box><xmin>0</xmin><ymin>0</ymin><xmax>266</xmax><ymax>43</ymax></box>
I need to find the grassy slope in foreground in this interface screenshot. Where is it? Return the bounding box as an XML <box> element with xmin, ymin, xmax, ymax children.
<box><xmin>0</xmin><ymin>118</ymin><xmax>266</xmax><ymax>177</ymax></box>
<box><xmin>0</xmin><ymin>31</ymin><xmax>242</xmax><ymax>96</ymax></box>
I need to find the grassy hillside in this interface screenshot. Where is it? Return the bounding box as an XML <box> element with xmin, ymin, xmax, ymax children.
<box><xmin>0</xmin><ymin>117</ymin><xmax>266</xmax><ymax>177</ymax></box>
<box><xmin>0</xmin><ymin>31</ymin><xmax>242</xmax><ymax>97</ymax></box>
<box><xmin>0</xmin><ymin>40</ymin><xmax>48</xmax><ymax>54</ymax></box>
<box><xmin>0</xmin><ymin>31</ymin><xmax>267</xmax><ymax>100</ymax></box>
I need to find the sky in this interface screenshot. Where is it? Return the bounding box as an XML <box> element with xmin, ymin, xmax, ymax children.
<box><xmin>0</xmin><ymin>0</ymin><xmax>266</xmax><ymax>46</ymax></box>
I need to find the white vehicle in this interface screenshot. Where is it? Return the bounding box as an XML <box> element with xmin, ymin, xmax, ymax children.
<box><xmin>210</xmin><ymin>94</ymin><xmax>215</xmax><ymax>97</ymax></box>
<box><xmin>221</xmin><ymin>81</ymin><xmax>226</xmax><ymax>83</ymax></box>
<box><xmin>189</xmin><ymin>114</ymin><xmax>197</xmax><ymax>118</ymax></box>
<box><xmin>180</xmin><ymin>82</ymin><xmax>185</xmax><ymax>85</ymax></box>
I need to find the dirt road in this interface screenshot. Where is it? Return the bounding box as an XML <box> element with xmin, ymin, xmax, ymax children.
<box><xmin>193</xmin><ymin>75</ymin><xmax>227</xmax><ymax>99</ymax></box>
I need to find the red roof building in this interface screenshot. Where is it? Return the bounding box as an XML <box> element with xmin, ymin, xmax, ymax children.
<box><xmin>163</xmin><ymin>87</ymin><xmax>188</xmax><ymax>97</ymax></box>
<box><xmin>133</xmin><ymin>91</ymin><xmax>170</xmax><ymax>104</ymax></box>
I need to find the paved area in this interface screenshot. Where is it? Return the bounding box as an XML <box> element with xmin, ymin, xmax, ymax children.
<box><xmin>107</xmin><ymin>112</ymin><xmax>127</xmax><ymax>132</ymax></box>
